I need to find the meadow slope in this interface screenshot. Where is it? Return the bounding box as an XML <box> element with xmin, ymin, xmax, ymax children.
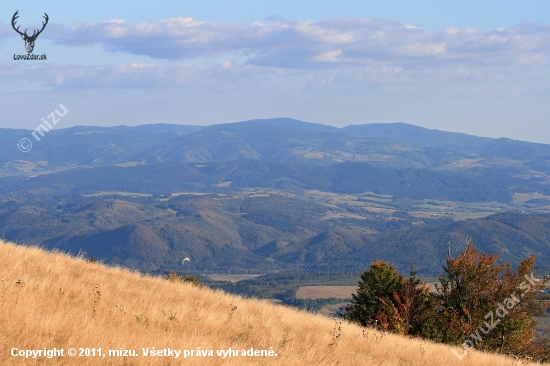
<box><xmin>0</xmin><ymin>240</ymin><xmax>543</xmax><ymax>365</ymax></box>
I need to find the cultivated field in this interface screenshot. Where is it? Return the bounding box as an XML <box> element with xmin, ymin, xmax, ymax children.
<box><xmin>208</xmin><ymin>274</ymin><xmax>263</xmax><ymax>283</ymax></box>
<box><xmin>0</xmin><ymin>240</ymin><xmax>544</xmax><ymax>365</ymax></box>
<box><xmin>296</xmin><ymin>286</ymin><xmax>357</xmax><ymax>299</ymax></box>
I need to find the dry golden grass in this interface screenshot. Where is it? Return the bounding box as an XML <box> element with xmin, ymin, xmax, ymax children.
<box><xmin>0</xmin><ymin>240</ymin><xmax>544</xmax><ymax>365</ymax></box>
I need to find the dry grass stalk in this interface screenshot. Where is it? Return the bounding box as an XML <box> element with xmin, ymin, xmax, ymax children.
<box><xmin>0</xmin><ymin>240</ymin><xmax>546</xmax><ymax>365</ymax></box>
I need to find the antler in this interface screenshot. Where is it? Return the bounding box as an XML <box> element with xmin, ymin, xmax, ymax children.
<box><xmin>11</xmin><ymin>10</ymin><xmax>26</xmax><ymax>37</ymax></box>
<box><xmin>11</xmin><ymin>11</ymin><xmax>49</xmax><ymax>39</ymax></box>
<box><xmin>33</xmin><ymin>13</ymin><xmax>49</xmax><ymax>38</ymax></box>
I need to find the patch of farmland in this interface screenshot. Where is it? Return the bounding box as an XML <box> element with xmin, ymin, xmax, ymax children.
<box><xmin>296</xmin><ymin>286</ymin><xmax>357</xmax><ymax>299</ymax></box>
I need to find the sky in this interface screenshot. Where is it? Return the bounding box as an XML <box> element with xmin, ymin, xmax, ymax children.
<box><xmin>1</xmin><ymin>1</ymin><xmax>550</xmax><ymax>143</ymax></box>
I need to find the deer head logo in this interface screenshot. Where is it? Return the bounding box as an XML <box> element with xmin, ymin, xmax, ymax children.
<box><xmin>12</xmin><ymin>11</ymin><xmax>49</xmax><ymax>54</ymax></box>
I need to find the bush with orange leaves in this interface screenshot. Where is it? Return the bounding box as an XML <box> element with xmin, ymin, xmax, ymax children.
<box><xmin>343</xmin><ymin>240</ymin><xmax>550</xmax><ymax>362</ymax></box>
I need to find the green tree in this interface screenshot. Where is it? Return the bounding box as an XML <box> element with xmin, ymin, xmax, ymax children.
<box><xmin>394</xmin><ymin>266</ymin><xmax>439</xmax><ymax>337</ymax></box>
<box><xmin>342</xmin><ymin>261</ymin><xmax>401</xmax><ymax>328</ymax></box>
<box><xmin>343</xmin><ymin>262</ymin><xmax>435</xmax><ymax>335</ymax></box>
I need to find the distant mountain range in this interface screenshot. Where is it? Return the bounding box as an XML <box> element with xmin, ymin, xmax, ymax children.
<box><xmin>3</xmin><ymin>118</ymin><xmax>550</xmax><ymax>177</ymax></box>
<box><xmin>2</xmin><ymin>118</ymin><xmax>550</xmax><ymax>275</ymax></box>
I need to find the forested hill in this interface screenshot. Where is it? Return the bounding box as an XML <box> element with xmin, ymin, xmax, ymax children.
<box><xmin>2</xmin><ymin>184</ymin><xmax>550</xmax><ymax>275</ymax></box>
<box><xmin>0</xmin><ymin>160</ymin><xmax>538</xmax><ymax>202</ymax></box>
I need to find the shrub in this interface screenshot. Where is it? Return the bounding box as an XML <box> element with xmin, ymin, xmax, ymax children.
<box><xmin>343</xmin><ymin>241</ymin><xmax>550</xmax><ymax>361</ymax></box>
<box><xmin>433</xmin><ymin>242</ymin><xmax>550</xmax><ymax>360</ymax></box>
<box><xmin>342</xmin><ymin>262</ymin><xmax>433</xmax><ymax>335</ymax></box>
<box><xmin>165</xmin><ymin>270</ymin><xmax>204</xmax><ymax>287</ymax></box>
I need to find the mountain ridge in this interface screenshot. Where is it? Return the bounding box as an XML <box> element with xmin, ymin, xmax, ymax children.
<box><xmin>3</xmin><ymin>119</ymin><xmax>550</xmax><ymax>178</ymax></box>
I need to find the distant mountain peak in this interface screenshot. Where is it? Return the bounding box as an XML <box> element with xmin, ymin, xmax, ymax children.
<box><xmin>238</xmin><ymin>118</ymin><xmax>339</xmax><ymax>132</ymax></box>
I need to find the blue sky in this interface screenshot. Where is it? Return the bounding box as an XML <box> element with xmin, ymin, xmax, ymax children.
<box><xmin>1</xmin><ymin>1</ymin><xmax>550</xmax><ymax>143</ymax></box>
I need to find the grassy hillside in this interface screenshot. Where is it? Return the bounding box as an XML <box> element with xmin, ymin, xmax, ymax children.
<box><xmin>0</xmin><ymin>240</ymin><xmax>540</xmax><ymax>365</ymax></box>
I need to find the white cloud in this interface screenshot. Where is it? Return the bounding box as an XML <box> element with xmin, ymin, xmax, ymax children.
<box><xmin>2</xmin><ymin>17</ymin><xmax>550</xmax><ymax>144</ymax></box>
<box><xmin>2</xmin><ymin>17</ymin><xmax>550</xmax><ymax>93</ymax></box>
<box><xmin>41</xmin><ymin>17</ymin><xmax>550</xmax><ymax>69</ymax></box>
<box><xmin>312</xmin><ymin>50</ymin><xmax>342</xmax><ymax>63</ymax></box>
<box><xmin>0</xmin><ymin>61</ymin><xmax>281</xmax><ymax>90</ymax></box>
